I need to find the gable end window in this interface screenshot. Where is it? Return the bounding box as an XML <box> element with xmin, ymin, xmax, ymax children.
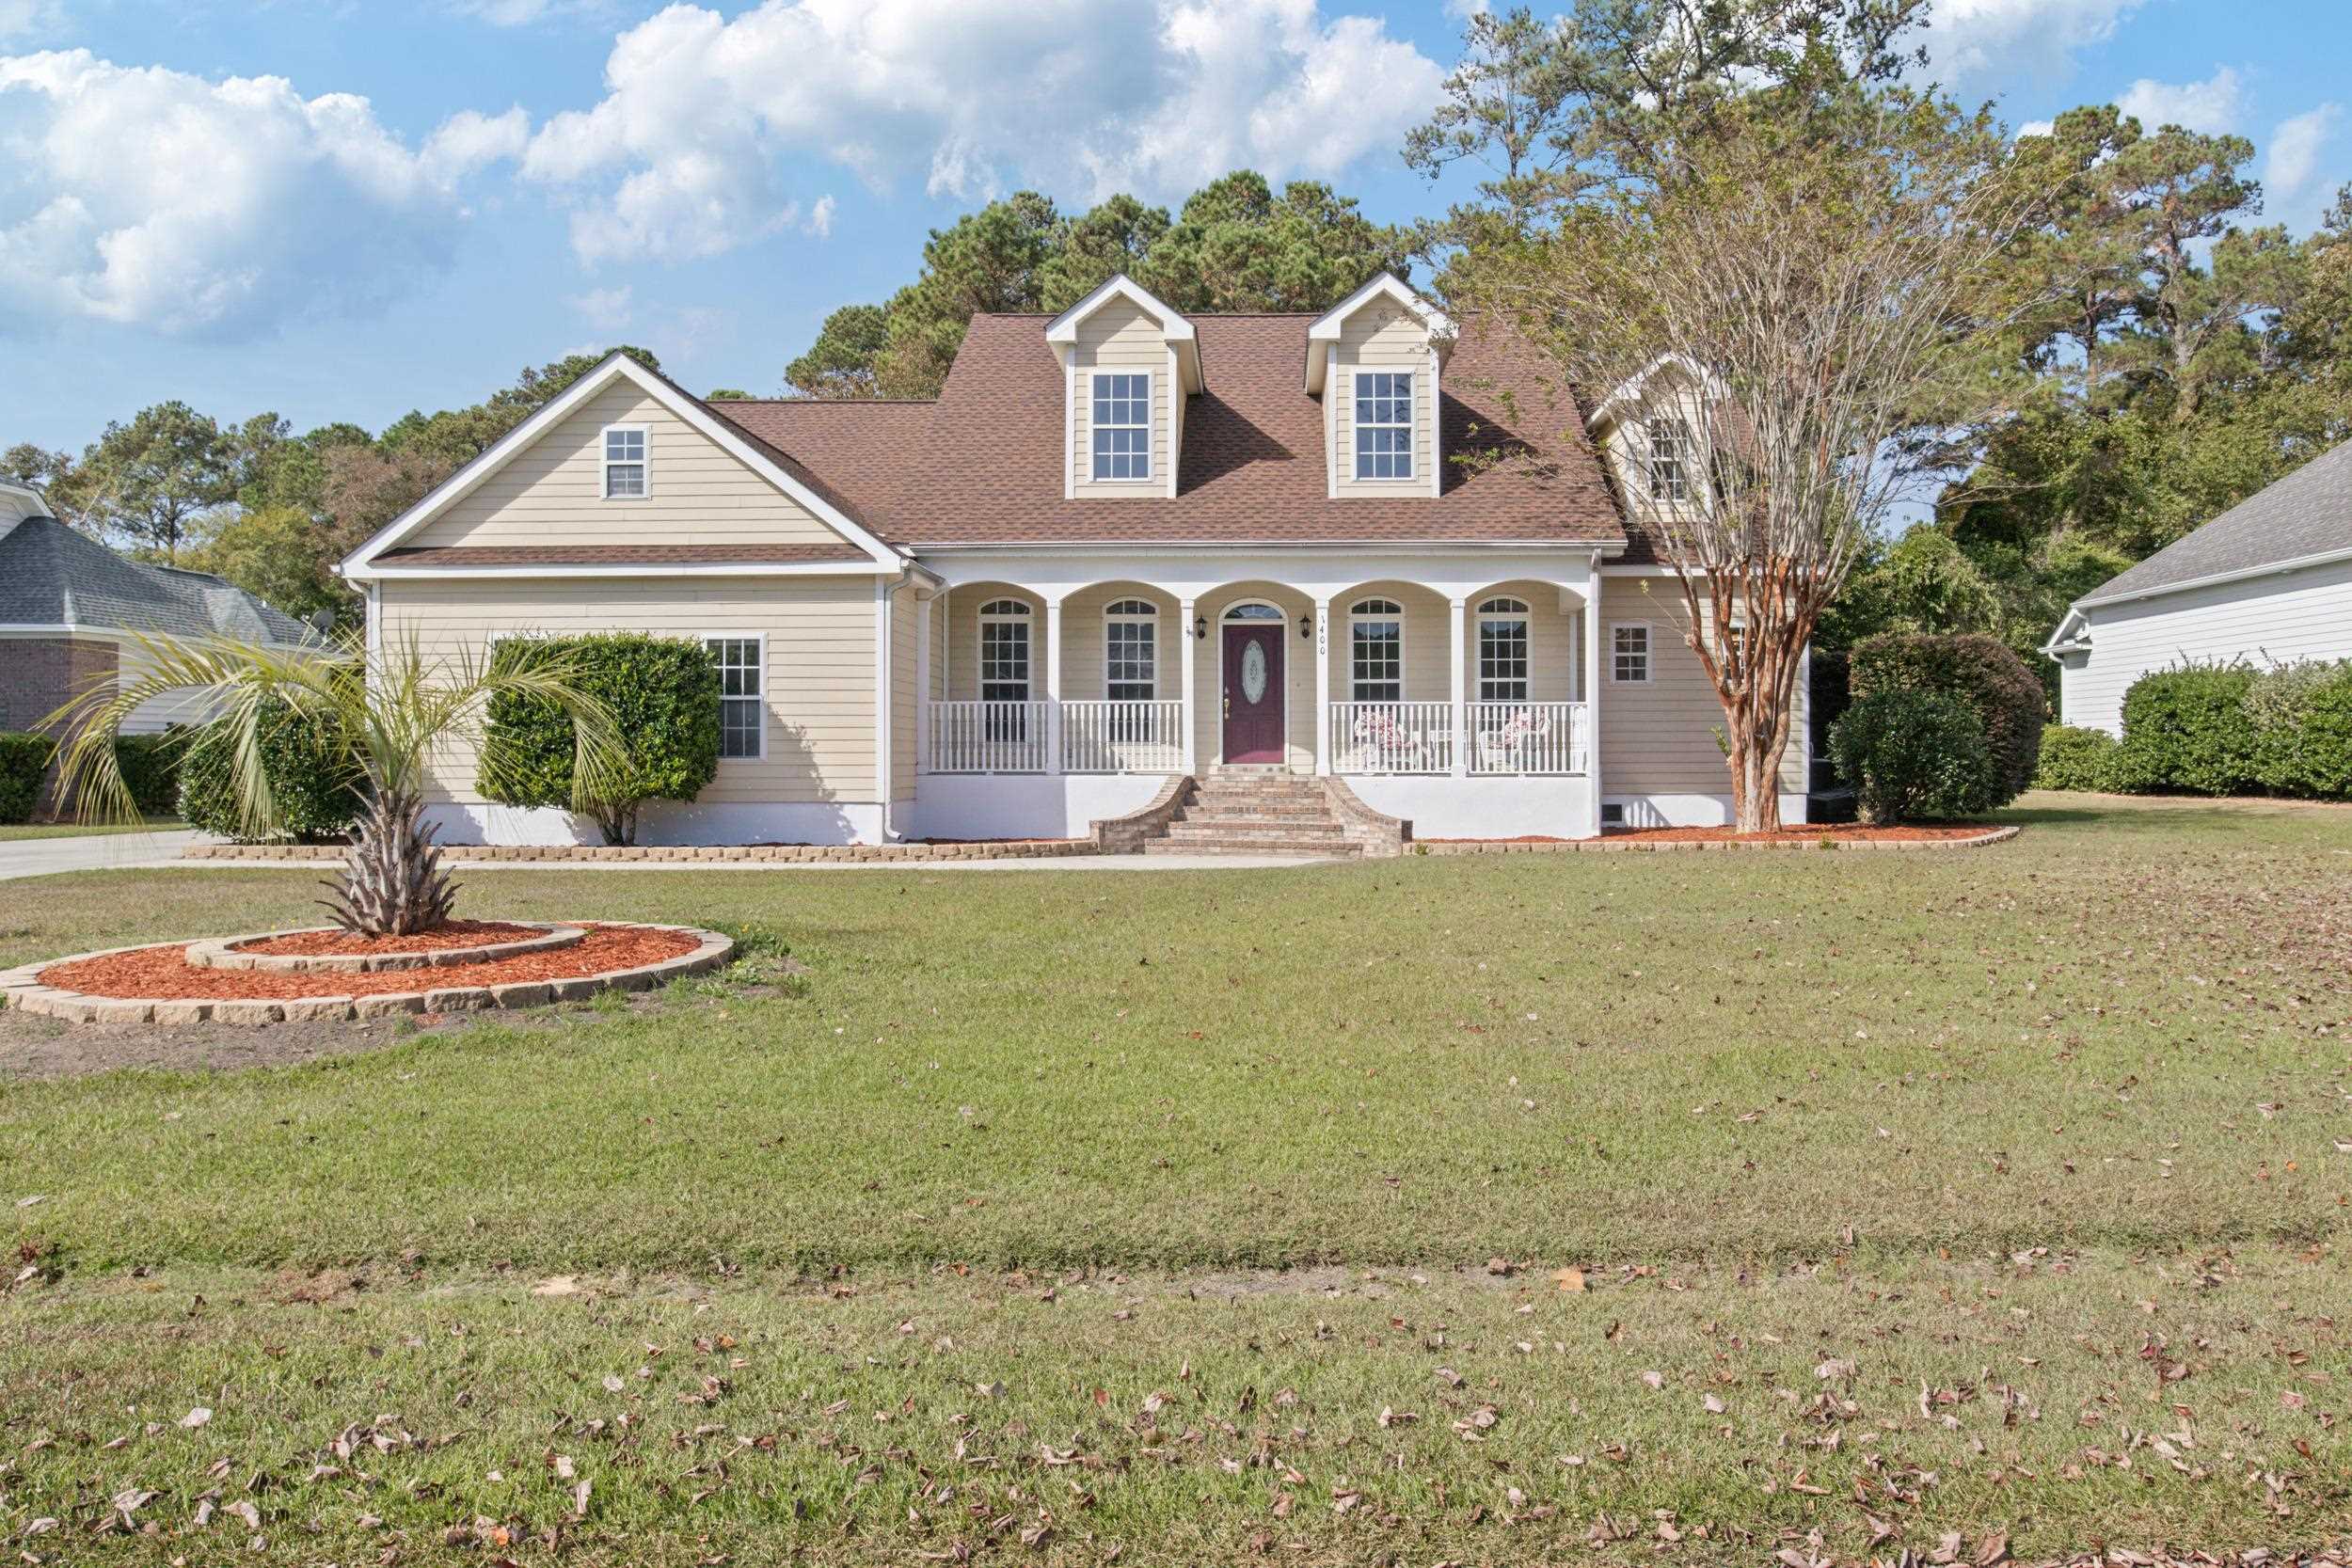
<box><xmin>1353</xmin><ymin>372</ymin><xmax>1413</xmax><ymax>480</ymax></box>
<box><xmin>1090</xmin><ymin>372</ymin><xmax>1152</xmax><ymax>482</ymax></box>
<box><xmin>1646</xmin><ymin>417</ymin><xmax>1692</xmax><ymax>503</ymax></box>
<box><xmin>706</xmin><ymin>637</ymin><xmax>763</xmax><ymax>759</ymax></box>
<box><xmin>1104</xmin><ymin>598</ymin><xmax>1157</xmax><ymax>701</ymax></box>
<box><xmin>1349</xmin><ymin>596</ymin><xmax>1404</xmax><ymax>701</ymax></box>
<box><xmin>1477</xmin><ymin>596</ymin><xmax>1530</xmax><ymax>701</ymax></box>
<box><xmin>604</xmin><ymin>425</ymin><xmax>648</xmax><ymax>499</ymax></box>
<box><xmin>1610</xmin><ymin>622</ymin><xmax>1651</xmax><ymax>685</ymax></box>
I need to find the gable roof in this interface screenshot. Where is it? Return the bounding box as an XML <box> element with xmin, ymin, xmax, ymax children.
<box><xmin>710</xmin><ymin>399</ymin><xmax>938</xmax><ymax>529</ymax></box>
<box><xmin>0</xmin><ymin>515</ymin><xmax>313</xmax><ymax>644</ymax></box>
<box><xmin>2074</xmin><ymin>437</ymin><xmax>2352</xmax><ymax>610</ymax></box>
<box><xmin>877</xmin><ymin>312</ymin><xmax>1625</xmax><ymax>547</ymax></box>
<box><xmin>339</xmin><ymin>352</ymin><xmax>907</xmax><ymax>578</ymax></box>
<box><xmin>1305</xmin><ymin>274</ymin><xmax>1454</xmax><ymax>394</ymax></box>
<box><xmin>1045</xmin><ymin>275</ymin><xmax>1202</xmax><ymax>393</ymax></box>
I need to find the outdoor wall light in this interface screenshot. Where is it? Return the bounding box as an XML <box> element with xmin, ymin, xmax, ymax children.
<box><xmin>1298</xmin><ymin>613</ymin><xmax>1313</xmax><ymax>640</ymax></box>
<box><xmin>1193</xmin><ymin>615</ymin><xmax>1208</xmax><ymax>640</ymax></box>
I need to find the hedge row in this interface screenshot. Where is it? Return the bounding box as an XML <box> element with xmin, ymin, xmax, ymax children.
<box><xmin>482</xmin><ymin>634</ymin><xmax>721</xmax><ymax>846</ymax></box>
<box><xmin>178</xmin><ymin>702</ymin><xmax>362</xmax><ymax>843</ymax></box>
<box><xmin>2035</xmin><ymin>659</ymin><xmax>2352</xmax><ymax>799</ymax></box>
<box><xmin>0</xmin><ymin>733</ymin><xmax>56</xmax><ymax>824</ymax></box>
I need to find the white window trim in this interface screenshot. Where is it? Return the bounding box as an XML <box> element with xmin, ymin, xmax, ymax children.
<box><xmin>1608</xmin><ymin>620</ymin><xmax>1653</xmax><ymax>686</ymax></box>
<box><xmin>1346</xmin><ymin>596</ymin><xmax>1406</xmax><ymax>702</ymax></box>
<box><xmin>1476</xmin><ymin>596</ymin><xmax>1532</xmax><ymax>702</ymax></box>
<box><xmin>977</xmin><ymin>598</ymin><xmax>1035</xmax><ymax>702</ymax></box>
<box><xmin>601</xmin><ymin>422</ymin><xmax>651</xmax><ymax>501</ymax></box>
<box><xmin>1088</xmin><ymin>369</ymin><xmax>1154</xmax><ymax>484</ymax></box>
<box><xmin>706</xmin><ymin>631</ymin><xmax>769</xmax><ymax>763</ymax></box>
<box><xmin>1104</xmin><ymin>598</ymin><xmax>1159</xmax><ymax>700</ymax></box>
<box><xmin>1351</xmin><ymin>370</ymin><xmax>1415</xmax><ymax>483</ymax></box>
<box><xmin>1645</xmin><ymin>415</ymin><xmax>1692</xmax><ymax>504</ymax></box>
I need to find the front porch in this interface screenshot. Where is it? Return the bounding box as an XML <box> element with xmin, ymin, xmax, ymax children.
<box><xmin>903</xmin><ymin>556</ymin><xmax>1608</xmax><ymax>843</ymax></box>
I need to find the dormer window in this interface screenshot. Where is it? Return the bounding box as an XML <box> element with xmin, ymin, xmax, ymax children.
<box><xmin>603</xmin><ymin>425</ymin><xmax>647</xmax><ymax>499</ymax></box>
<box><xmin>1354</xmin><ymin>372</ymin><xmax>1413</xmax><ymax>480</ymax></box>
<box><xmin>1646</xmin><ymin>417</ymin><xmax>1692</xmax><ymax>502</ymax></box>
<box><xmin>1090</xmin><ymin>372</ymin><xmax>1152</xmax><ymax>482</ymax></box>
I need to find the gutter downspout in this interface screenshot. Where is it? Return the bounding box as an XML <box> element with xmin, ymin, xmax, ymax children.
<box><xmin>876</xmin><ymin>573</ymin><xmax>903</xmax><ymax>841</ymax></box>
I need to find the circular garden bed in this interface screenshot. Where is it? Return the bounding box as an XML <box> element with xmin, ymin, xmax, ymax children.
<box><xmin>0</xmin><ymin>922</ymin><xmax>733</xmax><ymax>1025</ymax></box>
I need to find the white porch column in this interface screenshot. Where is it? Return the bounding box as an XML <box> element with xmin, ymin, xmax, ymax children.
<box><xmin>1448</xmin><ymin>596</ymin><xmax>1468</xmax><ymax>779</ymax></box>
<box><xmin>1179</xmin><ymin>597</ymin><xmax>1198</xmax><ymax>776</ymax></box>
<box><xmin>1312</xmin><ymin>595</ymin><xmax>1332</xmax><ymax>776</ymax></box>
<box><xmin>914</xmin><ymin>589</ymin><xmax>932</xmax><ymax>774</ymax></box>
<box><xmin>1043</xmin><ymin>595</ymin><xmax>1064</xmax><ymax>775</ymax></box>
<box><xmin>1582</xmin><ymin>583</ymin><xmax>1604</xmax><ymax>836</ymax></box>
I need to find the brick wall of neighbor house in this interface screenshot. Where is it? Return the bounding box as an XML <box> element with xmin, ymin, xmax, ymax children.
<box><xmin>1598</xmin><ymin>578</ymin><xmax>1806</xmax><ymax>800</ymax></box>
<box><xmin>409</xmin><ymin>381</ymin><xmax>850</xmax><ymax>550</ymax></box>
<box><xmin>0</xmin><ymin>637</ymin><xmax>116</xmax><ymax>735</ymax></box>
<box><xmin>1069</xmin><ymin>298</ymin><xmax>1171</xmax><ymax>499</ymax></box>
<box><xmin>375</xmin><ymin>577</ymin><xmax>882</xmax><ymax>806</ymax></box>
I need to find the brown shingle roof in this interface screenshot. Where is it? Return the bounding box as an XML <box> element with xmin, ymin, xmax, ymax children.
<box><xmin>870</xmin><ymin>313</ymin><xmax>1627</xmax><ymax>546</ymax></box>
<box><xmin>377</xmin><ymin>544</ymin><xmax>871</xmax><ymax>567</ymax></box>
<box><xmin>709</xmin><ymin>399</ymin><xmax>937</xmax><ymax>538</ymax></box>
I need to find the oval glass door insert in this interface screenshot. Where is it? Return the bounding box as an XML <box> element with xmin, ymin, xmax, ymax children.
<box><xmin>1241</xmin><ymin>641</ymin><xmax>1268</xmax><ymax>704</ymax></box>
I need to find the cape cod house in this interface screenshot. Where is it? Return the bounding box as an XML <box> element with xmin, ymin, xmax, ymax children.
<box><xmin>339</xmin><ymin>275</ymin><xmax>1808</xmax><ymax>851</ymax></box>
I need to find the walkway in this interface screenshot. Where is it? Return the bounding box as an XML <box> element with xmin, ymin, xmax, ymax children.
<box><xmin>0</xmin><ymin>830</ymin><xmax>209</xmax><ymax>882</ymax></box>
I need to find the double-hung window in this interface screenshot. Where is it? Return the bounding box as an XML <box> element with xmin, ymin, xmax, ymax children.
<box><xmin>1090</xmin><ymin>372</ymin><xmax>1152</xmax><ymax>482</ymax></box>
<box><xmin>1349</xmin><ymin>597</ymin><xmax>1403</xmax><ymax>701</ymax></box>
<box><xmin>1104</xmin><ymin>599</ymin><xmax>1156</xmax><ymax>701</ymax></box>
<box><xmin>1477</xmin><ymin>596</ymin><xmax>1530</xmax><ymax>701</ymax></box>
<box><xmin>1354</xmin><ymin>372</ymin><xmax>1413</xmax><ymax>480</ymax></box>
<box><xmin>1646</xmin><ymin>417</ymin><xmax>1692</xmax><ymax>503</ymax></box>
<box><xmin>706</xmin><ymin>637</ymin><xmax>763</xmax><ymax>758</ymax></box>
<box><xmin>604</xmin><ymin>425</ymin><xmax>648</xmax><ymax>499</ymax></box>
<box><xmin>979</xmin><ymin>600</ymin><xmax>1032</xmax><ymax>703</ymax></box>
<box><xmin>1611</xmin><ymin>623</ymin><xmax>1651</xmax><ymax>684</ymax></box>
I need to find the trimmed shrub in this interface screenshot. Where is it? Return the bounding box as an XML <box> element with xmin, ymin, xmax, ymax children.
<box><xmin>2245</xmin><ymin>658</ymin><xmax>2352</xmax><ymax>800</ymax></box>
<box><xmin>1850</xmin><ymin>632</ymin><xmax>2046</xmax><ymax>805</ymax></box>
<box><xmin>114</xmin><ymin>731</ymin><xmax>187</xmax><ymax>817</ymax></box>
<box><xmin>2111</xmin><ymin>664</ymin><xmax>2259</xmax><ymax>797</ymax></box>
<box><xmin>481</xmin><ymin>634</ymin><xmax>721</xmax><ymax>845</ymax></box>
<box><xmin>1828</xmin><ymin>689</ymin><xmax>2001</xmax><ymax>824</ymax></box>
<box><xmin>178</xmin><ymin>702</ymin><xmax>361</xmax><ymax>843</ymax></box>
<box><xmin>2032</xmin><ymin>724</ymin><xmax>2121</xmax><ymax>792</ymax></box>
<box><xmin>0</xmin><ymin>732</ymin><xmax>56</xmax><ymax>824</ymax></box>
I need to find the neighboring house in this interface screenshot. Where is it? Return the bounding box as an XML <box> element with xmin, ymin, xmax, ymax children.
<box><xmin>340</xmin><ymin>274</ymin><xmax>1807</xmax><ymax>848</ymax></box>
<box><xmin>0</xmin><ymin>480</ymin><xmax>319</xmax><ymax>736</ymax></box>
<box><xmin>2045</xmin><ymin>438</ymin><xmax>2352</xmax><ymax>734</ymax></box>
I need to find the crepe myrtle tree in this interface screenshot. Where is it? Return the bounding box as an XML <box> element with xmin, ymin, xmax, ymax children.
<box><xmin>1438</xmin><ymin>0</ymin><xmax>2058</xmax><ymax>831</ymax></box>
<box><xmin>44</xmin><ymin>631</ymin><xmax>625</xmax><ymax>937</ymax></box>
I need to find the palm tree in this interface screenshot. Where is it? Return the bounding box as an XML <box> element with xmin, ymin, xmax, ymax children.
<box><xmin>45</xmin><ymin>631</ymin><xmax>626</xmax><ymax>938</ymax></box>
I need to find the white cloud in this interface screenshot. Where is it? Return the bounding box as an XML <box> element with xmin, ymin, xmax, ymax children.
<box><xmin>0</xmin><ymin>50</ymin><xmax>519</xmax><ymax>336</ymax></box>
<box><xmin>803</xmin><ymin>193</ymin><xmax>835</xmax><ymax>238</ymax></box>
<box><xmin>2266</xmin><ymin>103</ymin><xmax>2343</xmax><ymax>208</ymax></box>
<box><xmin>2015</xmin><ymin>119</ymin><xmax>2054</xmax><ymax>140</ymax></box>
<box><xmin>1922</xmin><ymin>0</ymin><xmax>2144</xmax><ymax>84</ymax></box>
<box><xmin>2116</xmin><ymin>67</ymin><xmax>2244</xmax><ymax>135</ymax></box>
<box><xmin>568</xmin><ymin>283</ymin><xmax>633</xmax><ymax>331</ymax></box>
<box><xmin>521</xmin><ymin>0</ymin><xmax>1442</xmax><ymax>266</ymax></box>
<box><xmin>0</xmin><ymin>1</ymin><xmax>65</xmax><ymax>40</ymax></box>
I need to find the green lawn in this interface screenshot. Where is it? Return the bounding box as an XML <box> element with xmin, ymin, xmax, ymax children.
<box><xmin>0</xmin><ymin>817</ymin><xmax>183</xmax><ymax>841</ymax></box>
<box><xmin>2</xmin><ymin>792</ymin><xmax>2348</xmax><ymax>1563</ymax></box>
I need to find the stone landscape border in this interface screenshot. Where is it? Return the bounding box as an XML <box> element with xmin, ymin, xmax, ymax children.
<box><xmin>184</xmin><ymin>841</ymin><xmax>1099</xmax><ymax>864</ymax></box>
<box><xmin>185</xmin><ymin>923</ymin><xmax>585</xmax><ymax>974</ymax></box>
<box><xmin>1420</xmin><ymin>825</ymin><xmax>2021</xmax><ymax>855</ymax></box>
<box><xmin>0</xmin><ymin>923</ymin><xmax>735</xmax><ymax>1026</ymax></box>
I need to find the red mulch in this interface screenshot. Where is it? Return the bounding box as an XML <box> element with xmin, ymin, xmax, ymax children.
<box><xmin>40</xmin><ymin>925</ymin><xmax>698</xmax><ymax>1001</ymax></box>
<box><xmin>235</xmin><ymin>920</ymin><xmax>549</xmax><ymax>958</ymax></box>
<box><xmin>1603</xmin><ymin>823</ymin><xmax>1996</xmax><ymax>843</ymax></box>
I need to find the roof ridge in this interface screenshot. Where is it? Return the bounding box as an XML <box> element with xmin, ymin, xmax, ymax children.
<box><xmin>713</xmin><ymin>397</ymin><xmax>941</xmax><ymax>406</ymax></box>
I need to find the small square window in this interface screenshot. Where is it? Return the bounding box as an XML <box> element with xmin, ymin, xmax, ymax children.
<box><xmin>1611</xmin><ymin>623</ymin><xmax>1651</xmax><ymax>684</ymax></box>
<box><xmin>604</xmin><ymin>426</ymin><xmax>647</xmax><ymax>499</ymax></box>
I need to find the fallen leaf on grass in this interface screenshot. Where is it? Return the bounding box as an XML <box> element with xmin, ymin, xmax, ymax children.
<box><xmin>180</xmin><ymin>1407</ymin><xmax>212</xmax><ymax>1429</ymax></box>
<box><xmin>1553</xmin><ymin>1266</ymin><xmax>1585</xmax><ymax>1292</ymax></box>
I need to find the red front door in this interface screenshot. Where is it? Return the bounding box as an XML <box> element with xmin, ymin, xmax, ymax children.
<box><xmin>1221</xmin><ymin>622</ymin><xmax>1285</xmax><ymax>764</ymax></box>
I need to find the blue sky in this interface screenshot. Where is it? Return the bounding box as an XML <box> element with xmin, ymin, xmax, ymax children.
<box><xmin>4</xmin><ymin>0</ymin><xmax>2347</xmax><ymax>453</ymax></box>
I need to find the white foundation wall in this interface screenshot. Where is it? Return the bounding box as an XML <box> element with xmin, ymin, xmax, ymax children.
<box><xmin>1345</xmin><ymin>775</ymin><xmax>1593</xmax><ymax>839</ymax></box>
<box><xmin>910</xmin><ymin>774</ymin><xmax>1166</xmax><ymax>841</ymax></box>
<box><xmin>423</xmin><ymin>800</ymin><xmax>885</xmax><ymax>847</ymax></box>
<box><xmin>1608</xmin><ymin>793</ymin><xmax>1810</xmax><ymax>829</ymax></box>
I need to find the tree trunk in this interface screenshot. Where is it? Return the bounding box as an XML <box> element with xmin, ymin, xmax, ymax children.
<box><xmin>320</xmin><ymin>787</ymin><xmax>457</xmax><ymax>937</ymax></box>
<box><xmin>1729</xmin><ymin>732</ymin><xmax>1783</xmax><ymax>833</ymax></box>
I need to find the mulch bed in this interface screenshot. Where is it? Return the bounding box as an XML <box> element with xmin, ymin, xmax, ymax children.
<box><xmin>1602</xmin><ymin>823</ymin><xmax>1996</xmax><ymax>844</ymax></box>
<box><xmin>234</xmin><ymin>920</ymin><xmax>547</xmax><ymax>958</ymax></box>
<box><xmin>40</xmin><ymin>924</ymin><xmax>698</xmax><ymax>1002</ymax></box>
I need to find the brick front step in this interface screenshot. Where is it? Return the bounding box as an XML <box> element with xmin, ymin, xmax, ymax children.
<box><xmin>1164</xmin><ymin>819</ymin><xmax>1351</xmax><ymax>843</ymax></box>
<box><xmin>1142</xmin><ymin>837</ymin><xmax>1361</xmax><ymax>857</ymax></box>
<box><xmin>1173</xmin><ymin>805</ymin><xmax>1336</xmax><ymax>824</ymax></box>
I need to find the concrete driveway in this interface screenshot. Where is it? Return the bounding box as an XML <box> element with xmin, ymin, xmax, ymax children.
<box><xmin>0</xmin><ymin>830</ymin><xmax>209</xmax><ymax>882</ymax></box>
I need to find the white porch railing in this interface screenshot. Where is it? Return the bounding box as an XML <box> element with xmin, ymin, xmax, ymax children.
<box><xmin>927</xmin><ymin>700</ymin><xmax>1050</xmax><ymax>773</ymax></box>
<box><xmin>1060</xmin><ymin>699</ymin><xmax>1184</xmax><ymax>774</ymax></box>
<box><xmin>1466</xmin><ymin>701</ymin><xmax>1589</xmax><ymax>776</ymax></box>
<box><xmin>1329</xmin><ymin>701</ymin><xmax>1455</xmax><ymax>775</ymax></box>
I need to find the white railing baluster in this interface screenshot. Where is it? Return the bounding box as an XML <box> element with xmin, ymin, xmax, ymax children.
<box><xmin>1327</xmin><ymin>701</ymin><xmax>1455</xmax><ymax>775</ymax></box>
<box><xmin>926</xmin><ymin>700</ymin><xmax>1184</xmax><ymax>775</ymax></box>
<box><xmin>1464</xmin><ymin>702</ymin><xmax>1588</xmax><ymax>775</ymax></box>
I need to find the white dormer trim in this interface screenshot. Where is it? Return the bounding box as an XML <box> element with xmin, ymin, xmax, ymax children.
<box><xmin>1045</xmin><ymin>274</ymin><xmax>1202</xmax><ymax>392</ymax></box>
<box><xmin>1585</xmin><ymin>353</ymin><xmax>1721</xmax><ymax>431</ymax></box>
<box><xmin>339</xmin><ymin>352</ymin><xmax>905</xmax><ymax>578</ymax></box>
<box><xmin>1305</xmin><ymin>273</ymin><xmax>1455</xmax><ymax>394</ymax></box>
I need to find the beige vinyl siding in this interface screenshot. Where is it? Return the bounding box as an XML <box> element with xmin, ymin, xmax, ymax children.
<box><xmin>943</xmin><ymin>588</ymin><xmax>1045</xmax><ymax>702</ymax></box>
<box><xmin>1331</xmin><ymin>300</ymin><xmax>1434</xmax><ymax>499</ymax></box>
<box><xmin>1057</xmin><ymin>583</ymin><xmax>1178</xmax><ymax>701</ymax></box>
<box><xmin>891</xmin><ymin>585</ymin><xmax>919</xmax><ymax>800</ymax></box>
<box><xmin>928</xmin><ymin>594</ymin><xmax>949</xmax><ymax>701</ymax></box>
<box><xmin>1325</xmin><ymin>581</ymin><xmax>1448</xmax><ymax>703</ymax></box>
<box><xmin>1194</xmin><ymin>583</ymin><xmax>1314</xmax><ymax>771</ymax></box>
<box><xmin>376</xmin><ymin>577</ymin><xmax>879</xmax><ymax>805</ymax></box>
<box><xmin>411</xmin><ymin>382</ymin><xmax>852</xmax><ymax>550</ymax></box>
<box><xmin>1597</xmin><ymin>578</ymin><xmax>1805</xmax><ymax>797</ymax></box>
<box><xmin>2063</xmin><ymin>557</ymin><xmax>2352</xmax><ymax>734</ymax></box>
<box><xmin>1069</xmin><ymin>301</ymin><xmax>1169</xmax><ymax>499</ymax></box>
